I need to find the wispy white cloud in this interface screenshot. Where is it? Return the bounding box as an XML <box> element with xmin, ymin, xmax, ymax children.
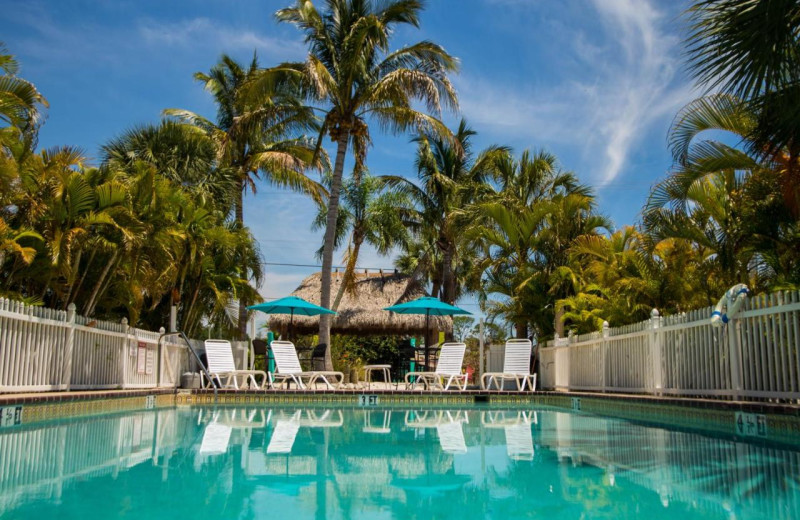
<box><xmin>462</xmin><ymin>0</ymin><xmax>692</xmax><ymax>184</ymax></box>
<box><xmin>137</xmin><ymin>18</ymin><xmax>306</xmax><ymax>58</ymax></box>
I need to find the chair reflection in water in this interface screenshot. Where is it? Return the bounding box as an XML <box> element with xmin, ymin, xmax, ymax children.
<box><xmin>480</xmin><ymin>410</ymin><xmax>537</xmax><ymax>461</ymax></box>
<box><xmin>197</xmin><ymin>408</ymin><xmax>268</xmax><ymax>464</ymax></box>
<box><xmin>405</xmin><ymin>410</ymin><xmax>469</xmax><ymax>454</ymax></box>
<box><xmin>266</xmin><ymin>409</ymin><xmax>345</xmax><ymax>454</ymax></box>
<box><xmin>363</xmin><ymin>410</ymin><xmax>393</xmax><ymax>434</ymax></box>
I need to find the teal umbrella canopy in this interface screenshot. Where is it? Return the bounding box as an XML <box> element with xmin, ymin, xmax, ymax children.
<box><xmin>384</xmin><ymin>296</ymin><xmax>470</xmax><ymax>370</ymax></box>
<box><xmin>248</xmin><ymin>296</ymin><xmax>335</xmax><ymax>341</ymax></box>
<box><xmin>384</xmin><ymin>296</ymin><xmax>471</xmax><ymax>316</ymax></box>
<box><xmin>248</xmin><ymin>296</ymin><xmax>336</xmax><ymax>316</ymax></box>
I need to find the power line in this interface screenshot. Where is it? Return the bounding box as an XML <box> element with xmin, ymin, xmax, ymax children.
<box><xmin>263</xmin><ymin>261</ymin><xmax>397</xmax><ymax>270</ymax></box>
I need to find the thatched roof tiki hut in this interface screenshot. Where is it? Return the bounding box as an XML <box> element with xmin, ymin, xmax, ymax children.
<box><xmin>268</xmin><ymin>271</ymin><xmax>451</xmax><ymax>337</ymax></box>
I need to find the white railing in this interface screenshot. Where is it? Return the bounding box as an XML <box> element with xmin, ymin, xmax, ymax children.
<box><xmin>539</xmin><ymin>290</ymin><xmax>800</xmax><ymax>400</ymax></box>
<box><xmin>0</xmin><ymin>298</ymin><xmax>193</xmax><ymax>392</ymax></box>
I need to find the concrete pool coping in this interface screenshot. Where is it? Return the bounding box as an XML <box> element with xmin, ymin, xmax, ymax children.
<box><xmin>1</xmin><ymin>388</ymin><xmax>798</xmax><ymax>446</ymax></box>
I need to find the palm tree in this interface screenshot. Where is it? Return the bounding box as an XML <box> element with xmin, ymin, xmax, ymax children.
<box><xmin>647</xmin><ymin>93</ymin><xmax>800</xmax><ymax>289</ymax></box>
<box><xmin>465</xmin><ymin>202</ymin><xmax>549</xmax><ymax>338</ymax></box>
<box><xmin>685</xmin><ymin>0</ymin><xmax>800</xmax><ymax>163</ymax></box>
<box><xmin>388</xmin><ymin>121</ymin><xmax>502</xmax><ymax>305</ymax></box>
<box><xmin>312</xmin><ymin>171</ymin><xmax>409</xmax><ymax>311</ymax></box>
<box><xmin>644</xmin><ymin>169</ymin><xmax>754</xmax><ymax>290</ymax></box>
<box><xmin>559</xmin><ymin>227</ymin><xmax>708</xmax><ymax>331</ymax></box>
<box><xmin>165</xmin><ymin>54</ymin><xmax>324</xmax><ymax>338</ymax></box>
<box><xmin>0</xmin><ymin>43</ymin><xmax>47</xmax><ymax>137</ymax></box>
<box><xmin>275</xmin><ymin>0</ymin><xmax>459</xmax><ymax>367</ymax></box>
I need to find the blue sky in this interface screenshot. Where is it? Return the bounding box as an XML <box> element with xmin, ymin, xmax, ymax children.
<box><xmin>2</xmin><ymin>0</ymin><xmax>696</xmax><ymax>322</ymax></box>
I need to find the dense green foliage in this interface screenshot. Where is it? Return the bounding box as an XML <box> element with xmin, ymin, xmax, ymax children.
<box><xmin>0</xmin><ymin>48</ymin><xmax>295</xmax><ymax>336</ymax></box>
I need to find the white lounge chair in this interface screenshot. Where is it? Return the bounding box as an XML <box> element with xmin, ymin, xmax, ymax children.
<box><xmin>203</xmin><ymin>339</ymin><xmax>270</xmax><ymax>390</ymax></box>
<box><xmin>269</xmin><ymin>341</ymin><xmax>344</xmax><ymax>390</ymax></box>
<box><xmin>404</xmin><ymin>342</ymin><xmax>469</xmax><ymax>391</ymax></box>
<box><xmin>481</xmin><ymin>339</ymin><xmax>536</xmax><ymax>391</ymax></box>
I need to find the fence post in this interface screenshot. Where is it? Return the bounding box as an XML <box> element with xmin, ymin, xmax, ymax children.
<box><xmin>650</xmin><ymin>309</ymin><xmax>662</xmax><ymax>395</ymax></box>
<box><xmin>728</xmin><ymin>317</ymin><xmax>743</xmax><ymax>397</ymax></box>
<box><xmin>478</xmin><ymin>318</ymin><xmax>484</xmax><ymax>379</ymax></box>
<box><xmin>157</xmin><ymin>326</ymin><xmax>165</xmax><ymax>387</ymax></box>
<box><xmin>120</xmin><ymin>318</ymin><xmax>129</xmax><ymax>389</ymax></box>
<box><xmin>601</xmin><ymin>321</ymin><xmax>609</xmax><ymax>392</ymax></box>
<box><xmin>62</xmin><ymin>304</ymin><xmax>77</xmax><ymax>390</ymax></box>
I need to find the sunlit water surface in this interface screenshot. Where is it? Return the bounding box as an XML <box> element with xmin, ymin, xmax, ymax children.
<box><xmin>1</xmin><ymin>405</ymin><xmax>798</xmax><ymax>519</ymax></box>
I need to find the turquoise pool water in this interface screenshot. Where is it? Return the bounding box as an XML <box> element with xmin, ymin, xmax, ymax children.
<box><xmin>1</xmin><ymin>405</ymin><xmax>798</xmax><ymax>519</ymax></box>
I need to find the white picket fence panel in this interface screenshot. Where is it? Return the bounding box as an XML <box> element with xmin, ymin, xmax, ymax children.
<box><xmin>0</xmin><ymin>298</ymin><xmax>193</xmax><ymax>392</ymax></box>
<box><xmin>539</xmin><ymin>290</ymin><xmax>800</xmax><ymax>400</ymax></box>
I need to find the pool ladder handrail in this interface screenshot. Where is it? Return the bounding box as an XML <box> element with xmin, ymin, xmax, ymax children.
<box><xmin>158</xmin><ymin>330</ymin><xmax>217</xmax><ymax>399</ymax></box>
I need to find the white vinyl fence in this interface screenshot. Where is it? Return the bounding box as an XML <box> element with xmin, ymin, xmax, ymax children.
<box><xmin>0</xmin><ymin>298</ymin><xmax>197</xmax><ymax>392</ymax></box>
<box><xmin>539</xmin><ymin>290</ymin><xmax>800</xmax><ymax>400</ymax></box>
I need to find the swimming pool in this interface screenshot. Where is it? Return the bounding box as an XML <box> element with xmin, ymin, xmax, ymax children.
<box><xmin>1</xmin><ymin>404</ymin><xmax>798</xmax><ymax>519</ymax></box>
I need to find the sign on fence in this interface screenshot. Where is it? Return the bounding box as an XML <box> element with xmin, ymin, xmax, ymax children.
<box><xmin>137</xmin><ymin>344</ymin><xmax>147</xmax><ymax>374</ymax></box>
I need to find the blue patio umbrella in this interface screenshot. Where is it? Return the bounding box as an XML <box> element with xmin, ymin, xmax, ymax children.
<box><xmin>384</xmin><ymin>296</ymin><xmax>471</xmax><ymax>370</ymax></box>
<box><xmin>248</xmin><ymin>296</ymin><xmax>335</xmax><ymax>341</ymax></box>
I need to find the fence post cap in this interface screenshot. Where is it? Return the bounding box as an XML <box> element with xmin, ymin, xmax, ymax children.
<box><xmin>650</xmin><ymin>308</ymin><xmax>660</xmax><ymax>318</ymax></box>
<box><xmin>121</xmin><ymin>317</ymin><xmax>128</xmax><ymax>325</ymax></box>
<box><xmin>159</xmin><ymin>327</ymin><xmax>166</xmax><ymax>334</ymax></box>
<box><xmin>66</xmin><ymin>303</ymin><xmax>77</xmax><ymax>321</ymax></box>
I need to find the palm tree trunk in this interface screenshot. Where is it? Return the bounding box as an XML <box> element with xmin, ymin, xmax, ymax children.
<box><xmin>183</xmin><ymin>282</ymin><xmax>202</xmax><ymax>332</ymax></box>
<box><xmin>319</xmin><ymin>132</ymin><xmax>350</xmax><ymax>370</ymax></box>
<box><xmin>441</xmin><ymin>238</ymin><xmax>455</xmax><ymax>305</ymax></box>
<box><xmin>87</xmin><ymin>253</ymin><xmax>121</xmax><ymax>317</ymax></box>
<box><xmin>515</xmin><ymin>322</ymin><xmax>527</xmax><ymax>339</ymax></box>
<box><xmin>554</xmin><ymin>306</ymin><xmax>565</xmax><ymax>338</ymax></box>
<box><xmin>331</xmin><ymin>231</ymin><xmax>363</xmax><ymax>312</ymax></box>
<box><xmin>68</xmin><ymin>248</ymin><xmax>96</xmax><ymax>308</ymax></box>
<box><xmin>84</xmin><ymin>249</ymin><xmax>119</xmax><ymax>316</ymax></box>
<box><xmin>62</xmin><ymin>248</ymin><xmax>82</xmax><ymax>309</ymax></box>
<box><xmin>234</xmin><ymin>174</ymin><xmax>250</xmax><ymax>340</ymax></box>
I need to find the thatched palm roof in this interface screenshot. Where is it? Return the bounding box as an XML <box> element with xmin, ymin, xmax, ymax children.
<box><xmin>268</xmin><ymin>271</ymin><xmax>451</xmax><ymax>336</ymax></box>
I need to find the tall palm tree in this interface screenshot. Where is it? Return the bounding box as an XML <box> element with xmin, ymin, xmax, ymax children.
<box><xmin>165</xmin><ymin>54</ymin><xmax>324</xmax><ymax>338</ymax></box>
<box><xmin>388</xmin><ymin>121</ymin><xmax>502</xmax><ymax>306</ymax></box>
<box><xmin>275</xmin><ymin>0</ymin><xmax>459</xmax><ymax>367</ymax></box>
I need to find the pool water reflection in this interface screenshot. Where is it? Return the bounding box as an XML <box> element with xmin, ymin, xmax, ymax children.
<box><xmin>1</xmin><ymin>405</ymin><xmax>798</xmax><ymax>519</ymax></box>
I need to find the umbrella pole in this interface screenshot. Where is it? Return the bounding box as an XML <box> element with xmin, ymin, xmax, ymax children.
<box><xmin>425</xmin><ymin>311</ymin><xmax>430</xmax><ymax>371</ymax></box>
<box><xmin>290</xmin><ymin>308</ymin><xmax>294</xmax><ymax>343</ymax></box>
